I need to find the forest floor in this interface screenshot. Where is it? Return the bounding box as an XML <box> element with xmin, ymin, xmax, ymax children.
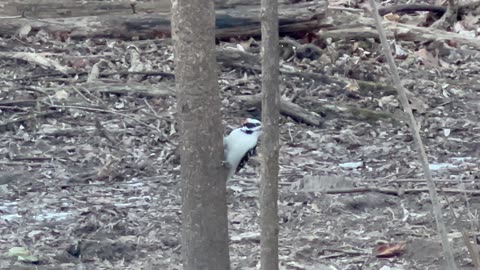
<box><xmin>0</xmin><ymin>1</ymin><xmax>480</xmax><ymax>270</ymax></box>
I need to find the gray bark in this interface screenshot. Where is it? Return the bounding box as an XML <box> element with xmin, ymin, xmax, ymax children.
<box><xmin>259</xmin><ymin>0</ymin><xmax>280</xmax><ymax>269</ymax></box>
<box><xmin>171</xmin><ymin>0</ymin><xmax>230</xmax><ymax>269</ymax></box>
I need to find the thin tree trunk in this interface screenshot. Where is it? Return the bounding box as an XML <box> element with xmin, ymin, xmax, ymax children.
<box><xmin>260</xmin><ymin>0</ymin><xmax>280</xmax><ymax>268</ymax></box>
<box><xmin>171</xmin><ymin>0</ymin><xmax>230</xmax><ymax>269</ymax></box>
<box><xmin>367</xmin><ymin>0</ymin><xmax>458</xmax><ymax>269</ymax></box>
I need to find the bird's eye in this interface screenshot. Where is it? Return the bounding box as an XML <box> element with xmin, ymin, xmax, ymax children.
<box><xmin>244</xmin><ymin>123</ymin><xmax>256</xmax><ymax>129</ymax></box>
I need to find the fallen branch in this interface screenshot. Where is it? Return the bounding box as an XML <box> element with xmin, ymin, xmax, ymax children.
<box><xmin>321</xmin><ymin>15</ymin><xmax>480</xmax><ymax>50</ymax></box>
<box><xmin>13</xmin><ymin>70</ymin><xmax>175</xmax><ymax>82</ymax></box>
<box><xmin>378</xmin><ymin>4</ymin><xmax>447</xmax><ymax>16</ymax></box>
<box><xmin>218</xmin><ymin>47</ymin><xmax>424</xmax><ymax>105</ymax></box>
<box><xmin>88</xmin><ymin>82</ymin><xmax>175</xmax><ymax>98</ymax></box>
<box><xmin>300</xmin><ymin>186</ymin><xmax>480</xmax><ymax>196</ymax></box>
<box><xmin>378</xmin><ymin>1</ymin><xmax>480</xmax><ymax>17</ymax></box>
<box><xmin>362</xmin><ymin>16</ymin><xmax>480</xmax><ymax>50</ymax></box>
<box><xmin>235</xmin><ymin>94</ymin><xmax>322</xmax><ymax>126</ymax></box>
<box><xmin>385</xmin><ymin>178</ymin><xmax>475</xmax><ymax>183</ymax></box>
<box><xmin>0</xmin><ymin>111</ymin><xmax>63</xmax><ymax>132</ymax></box>
<box><xmin>0</xmin><ymin>160</ymin><xmax>50</xmax><ymax>167</ymax></box>
<box><xmin>10</xmin><ymin>156</ymin><xmax>52</xmax><ymax>162</ymax></box>
<box><xmin>314</xmin><ymin>102</ymin><xmax>398</xmax><ymax>123</ymax></box>
<box><xmin>0</xmin><ymin>51</ymin><xmax>69</xmax><ymax>73</ymax></box>
<box><xmin>0</xmin><ymin>99</ymin><xmax>38</xmax><ymax>107</ymax></box>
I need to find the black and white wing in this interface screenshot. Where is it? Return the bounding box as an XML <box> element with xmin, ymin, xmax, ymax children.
<box><xmin>235</xmin><ymin>146</ymin><xmax>257</xmax><ymax>173</ymax></box>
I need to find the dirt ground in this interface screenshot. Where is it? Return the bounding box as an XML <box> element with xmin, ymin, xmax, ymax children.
<box><xmin>1</xmin><ymin>3</ymin><xmax>480</xmax><ymax>270</ymax></box>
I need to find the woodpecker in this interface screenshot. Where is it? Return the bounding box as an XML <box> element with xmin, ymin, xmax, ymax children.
<box><xmin>224</xmin><ymin>118</ymin><xmax>262</xmax><ymax>180</ymax></box>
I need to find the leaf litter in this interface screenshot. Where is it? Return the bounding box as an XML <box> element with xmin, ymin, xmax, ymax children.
<box><xmin>0</xmin><ymin>5</ymin><xmax>479</xmax><ymax>270</ymax></box>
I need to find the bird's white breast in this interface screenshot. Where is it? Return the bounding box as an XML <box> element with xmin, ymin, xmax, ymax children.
<box><xmin>224</xmin><ymin>128</ymin><xmax>259</xmax><ymax>179</ymax></box>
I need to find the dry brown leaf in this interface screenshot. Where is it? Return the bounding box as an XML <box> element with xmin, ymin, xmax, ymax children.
<box><xmin>415</xmin><ymin>48</ymin><xmax>439</xmax><ymax>67</ymax></box>
<box><xmin>374</xmin><ymin>242</ymin><xmax>406</xmax><ymax>258</ymax></box>
<box><xmin>401</xmin><ymin>13</ymin><xmax>429</xmax><ymax>26</ymax></box>
<box><xmin>384</xmin><ymin>13</ymin><xmax>401</xmax><ymax>22</ymax></box>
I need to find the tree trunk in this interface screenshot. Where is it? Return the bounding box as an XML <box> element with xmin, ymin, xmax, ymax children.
<box><xmin>171</xmin><ymin>0</ymin><xmax>230</xmax><ymax>269</ymax></box>
<box><xmin>260</xmin><ymin>0</ymin><xmax>280</xmax><ymax>269</ymax></box>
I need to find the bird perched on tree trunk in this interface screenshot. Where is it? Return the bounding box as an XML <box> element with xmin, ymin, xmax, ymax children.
<box><xmin>224</xmin><ymin>118</ymin><xmax>262</xmax><ymax>181</ymax></box>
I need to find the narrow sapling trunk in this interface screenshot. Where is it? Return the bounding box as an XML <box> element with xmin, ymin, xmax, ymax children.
<box><xmin>260</xmin><ymin>0</ymin><xmax>280</xmax><ymax>269</ymax></box>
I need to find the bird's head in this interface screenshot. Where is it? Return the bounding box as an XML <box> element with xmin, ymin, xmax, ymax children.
<box><xmin>241</xmin><ymin>118</ymin><xmax>262</xmax><ymax>135</ymax></box>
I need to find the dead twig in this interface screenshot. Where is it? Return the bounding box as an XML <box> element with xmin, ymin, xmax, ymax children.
<box><xmin>235</xmin><ymin>94</ymin><xmax>322</xmax><ymax>126</ymax></box>
<box><xmin>0</xmin><ymin>111</ymin><xmax>63</xmax><ymax>132</ymax></box>
<box><xmin>0</xmin><ymin>99</ymin><xmax>38</xmax><ymax>107</ymax></box>
<box><xmin>10</xmin><ymin>156</ymin><xmax>52</xmax><ymax>162</ymax></box>
<box><xmin>0</xmin><ymin>161</ymin><xmax>51</xmax><ymax>167</ymax></box>
<box><xmin>385</xmin><ymin>178</ymin><xmax>476</xmax><ymax>183</ymax></box>
<box><xmin>11</xmin><ymin>70</ymin><xmax>175</xmax><ymax>82</ymax></box>
<box><xmin>70</xmin><ymin>84</ymin><xmax>94</xmax><ymax>103</ymax></box>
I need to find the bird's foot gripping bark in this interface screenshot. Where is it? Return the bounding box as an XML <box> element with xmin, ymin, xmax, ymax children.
<box><xmin>221</xmin><ymin>160</ymin><xmax>231</xmax><ymax>168</ymax></box>
<box><xmin>221</xmin><ymin>160</ymin><xmax>233</xmax><ymax>181</ymax></box>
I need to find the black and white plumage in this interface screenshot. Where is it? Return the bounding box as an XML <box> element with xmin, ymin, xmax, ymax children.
<box><xmin>224</xmin><ymin>118</ymin><xmax>262</xmax><ymax>180</ymax></box>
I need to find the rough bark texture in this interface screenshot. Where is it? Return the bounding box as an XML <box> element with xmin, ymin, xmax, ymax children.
<box><xmin>171</xmin><ymin>0</ymin><xmax>230</xmax><ymax>269</ymax></box>
<box><xmin>259</xmin><ymin>0</ymin><xmax>280</xmax><ymax>269</ymax></box>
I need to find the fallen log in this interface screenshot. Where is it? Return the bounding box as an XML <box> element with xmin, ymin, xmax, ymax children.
<box><xmin>323</xmin><ymin>15</ymin><xmax>480</xmax><ymax>51</ymax></box>
<box><xmin>234</xmin><ymin>94</ymin><xmax>323</xmax><ymax>127</ymax></box>
<box><xmin>0</xmin><ymin>0</ymin><xmax>295</xmax><ymax>18</ymax></box>
<box><xmin>91</xmin><ymin>82</ymin><xmax>175</xmax><ymax>98</ymax></box>
<box><xmin>377</xmin><ymin>1</ymin><xmax>480</xmax><ymax>16</ymax></box>
<box><xmin>0</xmin><ymin>1</ymin><xmax>327</xmax><ymax>40</ymax></box>
<box><xmin>312</xmin><ymin>102</ymin><xmax>399</xmax><ymax>123</ymax></box>
<box><xmin>1</xmin><ymin>0</ymin><xmax>171</xmax><ymax>18</ymax></box>
<box><xmin>217</xmin><ymin>47</ymin><xmax>405</xmax><ymax>98</ymax></box>
<box><xmin>25</xmin><ymin>82</ymin><xmax>176</xmax><ymax>98</ymax></box>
